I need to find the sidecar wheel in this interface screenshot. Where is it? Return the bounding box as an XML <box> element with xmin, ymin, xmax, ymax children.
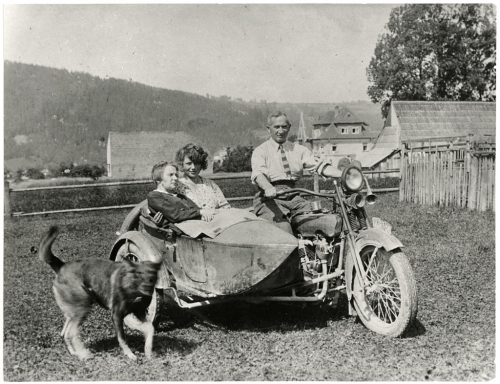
<box><xmin>119</xmin><ymin>200</ymin><xmax>147</xmax><ymax>234</ymax></box>
<box><xmin>115</xmin><ymin>241</ymin><xmax>162</xmax><ymax>327</ymax></box>
<box><xmin>350</xmin><ymin>247</ymin><xmax>417</xmax><ymax>337</ymax></box>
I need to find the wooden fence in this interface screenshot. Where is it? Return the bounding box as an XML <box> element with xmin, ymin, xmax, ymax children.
<box><xmin>4</xmin><ymin>170</ymin><xmax>399</xmax><ymax>217</ymax></box>
<box><xmin>399</xmin><ymin>136</ymin><xmax>495</xmax><ymax>211</ymax></box>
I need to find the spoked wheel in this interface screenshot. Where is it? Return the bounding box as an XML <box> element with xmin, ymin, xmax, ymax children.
<box><xmin>115</xmin><ymin>242</ymin><xmax>162</xmax><ymax>327</ymax></box>
<box><xmin>350</xmin><ymin>246</ymin><xmax>417</xmax><ymax>337</ymax></box>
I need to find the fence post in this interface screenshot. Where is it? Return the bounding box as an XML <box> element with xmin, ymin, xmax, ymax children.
<box><xmin>4</xmin><ymin>179</ymin><xmax>11</xmax><ymax>218</ymax></box>
<box><xmin>399</xmin><ymin>145</ymin><xmax>405</xmax><ymax>202</ymax></box>
<box><xmin>468</xmin><ymin>155</ymin><xmax>478</xmax><ymax>210</ymax></box>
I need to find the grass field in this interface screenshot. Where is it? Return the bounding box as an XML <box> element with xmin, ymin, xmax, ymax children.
<box><xmin>3</xmin><ymin>193</ymin><xmax>495</xmax><ymax>381</ymax></box>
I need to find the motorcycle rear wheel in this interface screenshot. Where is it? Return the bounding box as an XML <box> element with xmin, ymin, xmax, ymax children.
<box><xmin>350</xmin><ymin>246</ymin><xmax>417</xmax><ymax>337</ymax></box>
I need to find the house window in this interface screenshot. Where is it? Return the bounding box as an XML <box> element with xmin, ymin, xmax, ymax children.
<box><xmin>363</xmin><ymin>144</ymin><xmax>368</xmax><ymax>151</ymax></box>
<box><xmin>352</xmin><ymin>127</ymin><xmax>358</xmax><ymax>134</ymax></box>
<box><xmin>341</xmin><ymin>128</ymin><xmax>347</xmax><ymax>134</ymax></box>
<box><xmin>332</xmin><ymin>145</ymin><xmax>337</xmax><ymax>153</ymax></box>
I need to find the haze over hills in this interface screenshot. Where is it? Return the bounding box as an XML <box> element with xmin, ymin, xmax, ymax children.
<box><xmin>4</xmin><ymin>61</ymin><xmax>385</xmax><ymax>172</ymax></box>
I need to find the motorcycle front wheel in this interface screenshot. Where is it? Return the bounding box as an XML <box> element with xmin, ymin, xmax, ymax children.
<box><xmin>350</xmin><ymin>246</ymin><xmax>417</xmax><ymax>337</ymax></box>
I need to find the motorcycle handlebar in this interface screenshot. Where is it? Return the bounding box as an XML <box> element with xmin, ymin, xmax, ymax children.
<box><xmin>275</xmin><ymin>188</ymin><xmax>337</xmax><ymax>199</ymax></box>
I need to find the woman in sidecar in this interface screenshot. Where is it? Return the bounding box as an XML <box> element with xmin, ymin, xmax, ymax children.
<box><xmin>109</xmin><ymin>160</ymin><xmax>418</xmax><ymax>338</ymax></box>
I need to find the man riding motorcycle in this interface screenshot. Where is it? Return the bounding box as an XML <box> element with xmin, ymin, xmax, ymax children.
<box><xmin>251</xmin><ymin>111</ymin><xmax>347</xmax><ymax>234</ymax></box>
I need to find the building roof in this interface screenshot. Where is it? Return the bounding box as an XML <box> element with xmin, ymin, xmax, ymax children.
<box><xmin>314</xmin><ymin>106</ymin><xmax>368</xmax><ymax>126</ymax></box>
<box><xmin>314</xmin><ymin>110</ymin><xmax>338</xmax><ymax>125</ymax></box>
<box><xmin>108</xmin><ymin>131</ymin><xmax>200</xmax><ymax>178</ymax></box>
<box><xmin>355</xmin><ymin>148</ymin><xmax>398</xmax><ymax>168</ymax></box>
<box><xmin>389</xmin><ymin>101</ymin><xmax>496</xmax><ymax>143</ymax></box>
<box><xmin>372</xmin><ymin>125</ymin><xmax>398</xmax><ymax>149</ymax></box>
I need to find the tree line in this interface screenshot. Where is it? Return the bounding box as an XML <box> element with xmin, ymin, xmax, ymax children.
<box><xmin>4</xmin><ymin>61</ymin><xmax>273</xmax><ymax>168</ymax></box>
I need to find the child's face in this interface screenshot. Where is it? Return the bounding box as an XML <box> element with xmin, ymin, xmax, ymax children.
<box><xmin>160</xmin><ymin>165</ymin><xmax>178</xmax><ymax>191</ymax></box>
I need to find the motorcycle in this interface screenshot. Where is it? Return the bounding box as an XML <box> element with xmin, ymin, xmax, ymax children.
<box><xmin>110</xmin><ymin>162</ymin><xmax>417</xmax><ymax>337</ymax></box>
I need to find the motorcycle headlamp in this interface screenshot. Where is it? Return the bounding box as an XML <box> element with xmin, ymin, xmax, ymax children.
<box><xmin>341</xmin><ymin>164</ymin><xmax>364</xmax><ymax>192</ymax></box>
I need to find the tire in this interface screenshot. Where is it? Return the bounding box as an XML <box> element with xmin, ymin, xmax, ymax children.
<box><xmin>350</xmin><ymin>246</ymin><xmax>417</xmax><ymax>337</ymax></box>
<box><xmin>115</xmin><ymin>241</ymin><xmax>162</xmax><ymax>327</ymax></box>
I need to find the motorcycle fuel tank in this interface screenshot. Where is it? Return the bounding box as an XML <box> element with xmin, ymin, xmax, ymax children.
<box><xmin>291</xmin><ymin>213</ymin><xmax>343</xmax><ymax>238</ymax></box>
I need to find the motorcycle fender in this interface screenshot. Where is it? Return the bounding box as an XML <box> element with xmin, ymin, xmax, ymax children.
<box><xmin>109</xmin><ymin>231</ymin><xmax>170</xmax><ymax>289</ymax></box>
<box><xmin>356</xmin><ymin>228</ymin><xmax>404</xmax><ymax>252</ymax></box>
<box><xmin>344</xmin><ymin>228</ymin><xmax>404</xmax><ymax>310</ymax></box>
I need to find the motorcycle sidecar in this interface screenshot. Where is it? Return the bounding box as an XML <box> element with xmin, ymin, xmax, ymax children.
<box><xmin>109</xmin><ymin>202</ymin><xmax>301</xmax><ymax>298</ymax></box>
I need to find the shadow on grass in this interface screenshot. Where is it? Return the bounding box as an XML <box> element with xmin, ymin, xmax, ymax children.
<box><xmin>156</xmin><ymin>295</ymin><xmax>351</xmax><ymax>333</ymax></box>
<box><xmin>401</xmin><ymin>318</ymin><xmax>426</xmax><ymax>338</ymax></box>
<box><xmin>88</xmin><ymin>333</ymin><xmax>199</xmax><ymax>357</ymax></box>
<box><xmin>156</xmin><ymin>294</ymin><xmax>426</xmax><ymax>339</ymax></box>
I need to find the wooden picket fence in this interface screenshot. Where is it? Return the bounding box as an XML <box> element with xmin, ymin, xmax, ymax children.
<box><xmin>399</xmin><ymin>136</ymin><xmax>495</xmax><ymax>211</ymax></box>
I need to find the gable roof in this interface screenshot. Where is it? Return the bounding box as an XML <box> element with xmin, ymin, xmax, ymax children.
<box><xmin>372</xmin><ymin>125</ymin><xmax>398</xmax><ymax>149</ymax></box>
<box><xmin>391</xmin><ymin>101</ymin><xmax>496</xmax><ymax>143</ymax></box>
<box><xmin>314</xmin><ymin>106</ymin><xmax>368</xmax><ymax>126</ymax></box>
<box><xmin>355</xmin><ymin>148</ymin><xmax>398</xmax><ymax>168</ymax></box>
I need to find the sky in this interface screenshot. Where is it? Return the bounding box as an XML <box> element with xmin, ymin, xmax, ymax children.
<box><xmin>3</xmin><ymin>3</ymin><xmax>398</xmax><ymax>103</ymax></box>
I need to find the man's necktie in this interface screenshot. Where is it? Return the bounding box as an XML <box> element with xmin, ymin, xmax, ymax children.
<box><xmin>280</xmin><ymin>145</ymin><xmax>291</xmax><ymax>177</ymax></box>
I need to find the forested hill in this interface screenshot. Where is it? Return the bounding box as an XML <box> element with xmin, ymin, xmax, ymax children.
<box><xmin>4</xmin><ymin>61</ymin><xmax>270</xmax><ymax>166</ymax></box>
<box><xmin>4</xmin><ymin>61</ymin><xmax>385</xmax><ymax>169</ymax></box>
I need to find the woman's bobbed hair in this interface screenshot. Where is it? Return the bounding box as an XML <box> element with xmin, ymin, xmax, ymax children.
<box><xmin>175</xmin><ymin>143</ymin><xmax>209</xmax><ymax>171</ymax></box>
<box><xmin>151</xmin><ymin>160</ymin><xmax>177</xmax><ymax>185</ymax></box>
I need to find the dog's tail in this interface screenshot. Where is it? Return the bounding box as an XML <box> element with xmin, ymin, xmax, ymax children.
<box><xmin>39</xmin><ymin>226</ymin><xmax>64</xmax><ymax>273</ymax></box>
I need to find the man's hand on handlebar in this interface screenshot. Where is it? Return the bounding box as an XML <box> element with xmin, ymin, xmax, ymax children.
<box><xmin>264</xmin><ymin>186</ymin><xmax>277</xmax><ymax>198</ymax></box>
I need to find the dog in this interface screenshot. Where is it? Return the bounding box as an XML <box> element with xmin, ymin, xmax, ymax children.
<box><xmin>39</xmin><ymin>226</ymin><xmax>161</xmax><ymax>360</ymax></box>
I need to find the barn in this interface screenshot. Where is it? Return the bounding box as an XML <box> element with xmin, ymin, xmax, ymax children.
<box><xmin>359</xmin><ymin>101</ymin><xmax>496</xmax><ymax>173</ymax></box>
<box><xmin>106</xmin><ymin>131</ymin><xmax>199</xmax><ymax>179</ymax></box>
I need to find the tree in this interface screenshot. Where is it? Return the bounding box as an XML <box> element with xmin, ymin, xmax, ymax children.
<box><xmin>215</xmin><ymin>146</ymin><xmax>253</xmax><ymax>173</ymax></box>
<box><xmin>70</xmin><ymin>164</ymin><xmax>107</xmax><ymax>180</ymax></box>
<box><xmin>26</xmin><ymin>168</ymin><xmax>45</xmax><ymax>180</ymax></box>
<box><xmin>367</xmin><ymin>4</ymin><xmax>496</xmax><ymax>118</ymax></box>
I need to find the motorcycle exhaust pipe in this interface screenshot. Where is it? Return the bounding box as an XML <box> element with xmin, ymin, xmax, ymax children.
<box><xmin>363</xmin><ymin>176</ymin><xmax>377</xmax><ymax>205</ymax></box>
<box><xmin>345</xmin><ymin>193</ymin><xmax>366</xmax><ymax>208</ymax></box>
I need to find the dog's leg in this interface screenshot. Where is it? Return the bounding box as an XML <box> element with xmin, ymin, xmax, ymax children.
<box><xmin>54</xmin><ymin>285</ymin><xmax>93</xmax><ymax>360</ymax></box>
<box><xmin>62</xmin><ymin>319</ymin><xmax>76</xmax><ymax>355</ymax></box>
<box><xmin>124</xmin><ymin>314</ymin><xmax>155</xmax><ymax>359</ymax></box>
<box><xmin>64</xmin><ymin>315</ymin><xmax>93</xmax><ymax>360</ymax></box>
<box><xmin>61</xmin><ymin>315</ymin><xmax>70</xmax><ymax>337</ymax></box>
<box><xmin>112</xmin><ymin>311</ymin><xmax>137</xmax><ymax>360</ymax></box>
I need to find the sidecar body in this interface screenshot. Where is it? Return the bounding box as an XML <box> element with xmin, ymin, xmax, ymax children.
<box><xmin>110</xmin><ymin>203</ymin><xmax>301</xmax><ymax>298</ymax></box>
